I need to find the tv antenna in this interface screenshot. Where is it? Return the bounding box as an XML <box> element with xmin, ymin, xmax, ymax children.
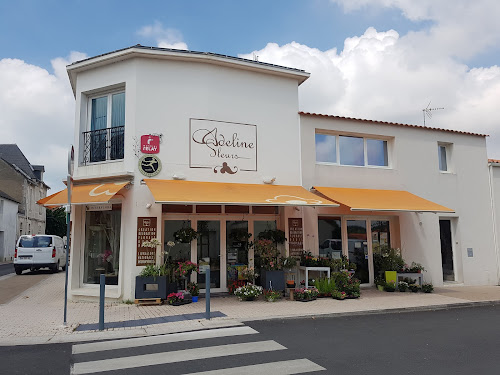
<box><xmin>422</xmin><ymin>101</ymin><xmax>444</xmax><ymax>126</ymax></box>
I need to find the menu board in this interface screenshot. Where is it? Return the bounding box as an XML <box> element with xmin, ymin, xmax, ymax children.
<box><xmin>136</xmin><ymin>217</ymin><xmax>157</xmax><ymax>266</ymax></box>
<box><xmin>288</xmin><ymin>218</ymin><xmax>303</xmax><ymax>257</ymax></box>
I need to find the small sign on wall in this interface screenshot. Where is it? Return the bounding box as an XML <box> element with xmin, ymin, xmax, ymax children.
<box><xmin>467</xmin><ymin>248</ymin><xmax>474</xmax><ymax>257</ymax></box>
<box><xmin>141</xmin><ymin>135</ymin><xmax>160</xmax><ymax>154</ymax></box>
<box><xmin>86</xmin><ymin>204</ymin><xmax>112</xmax><ymax>211</ymax></box>
<box><xmin>136</xmin><ymin>217</ymin><xmax>158</xmax><ymax>266</ymax></box>
<box><xmin>288</xmin><ymin>218</ymin><xmax>304</xmax><ymax>257</ymax></box>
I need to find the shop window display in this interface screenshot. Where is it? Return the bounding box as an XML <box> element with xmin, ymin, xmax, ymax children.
<box><xmin>83</xmin><ymin>207</ymin><xmax>121</xmax><ymax>285</ymax></box>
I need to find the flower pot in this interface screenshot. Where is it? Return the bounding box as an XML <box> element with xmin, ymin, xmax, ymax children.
<box><xmin>192</xmin><ymin>296</ymin><xmax>198</xmax><ymax>302</ymax></box>
<box><xmin>377</xmin><ymin>285</ymin><xmax>384</xmax><ymax>292</ymax></box>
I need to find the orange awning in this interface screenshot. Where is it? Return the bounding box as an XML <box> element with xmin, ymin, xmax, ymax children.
<box><xmin>144</xmin><ymin>179</ymin><xmax>338</xmax><ymax>206</ymax></box>
<box><xmin>313</xmin><ymin>186</ymin><xmax>454</xmax><ymax>213</ymax></box>
<box><xmin>37</xmin><ymin>182</ymin><xmax>129</xmax><ymax>206</ymax></box>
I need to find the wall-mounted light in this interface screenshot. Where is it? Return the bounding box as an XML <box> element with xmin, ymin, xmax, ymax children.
<box><xmin>172</xmin><ymin>173</ymin><xmax>186</xmax><ymax>180</ymax></box>
<box><xmin>262</xmin><ymin>176</ymin><xmax>276</xmax><ymax>184</ymax></box>
<box><xmin>146</xmin><ymin>203</ymin><xmax>152</xmax><ymax>209</ymax></box>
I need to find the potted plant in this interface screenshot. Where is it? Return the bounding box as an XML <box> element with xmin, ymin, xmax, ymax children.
<box><xmin>408</xmin><ymin>283</ymin><xmax>420</xmax><ymax>293</ymax></box>
<box><xmin>263</xmin><ymin>289</ymin><xmax>282</xmax><ymax>302</ymax></box>
<box><xmin>294</xmin><ymin>287</ymin><xmax>319</xmax><ymax>301</ymax></box>
<box><xmin>234</xmin><ymin>284</ymin><xmax>263</xmax><ymax>301</ymax></box>
<box><xmin>282</xmin><ymin>256</ymin><xmax>297</xmax><ymax>270</ymax></box>
<box><xmin>255</xmin><ymin>239</ymin><xmax>285</xmax><ymax>291</ymax></box>
<box><xmin>421</xmin><ymin>283</ymin><xmax>434</xmax><ymax>293</ymax></box>
<box><xmin>332</xmin><ymin>270</ymin><xmax>361</xmax><ymax>298</ymax></box>
<box><xmin>135</xmin><ymin>265</ymin><xmax>168</xmax><ymax>300</ymax></box>
<box><xmin>332</xmin><ymin>290</ymin><xmax>346</xmax><ymax>300</ymax></box>
<box><xmin>398</xmin><ymin>281</ymin><xmax>409</xmax><ymax>292</ymax></box>
<box><xmin>384</xmin><ymin>281</ymin><xmax>396</xmax><ymax>292</ymax></box>
<box><xmin>314</xmin><ymin>277</ymin><xmax>336</xmax><ymax>297</ymax></box>
<box><xmin>257</xmin><ymin>229</ymin><xmax>286</xmax><ymax>244</ymax></box>
<box><xmin>240</xmin><ymin>267</ymin><xmax>258</xmax><ymax>284</ymax></box>
<box><xmin>375</xmin><ymin>277</ymin><xmax>385</xmax><ymax>292</ymax></box>
<box><xmin>173</xmin><ymin>227</ymin><xmax>198</xmax><ymax>243</ymax></box>
<box><xmin>167</xmin><ymin>292</ymin><xmax>186</xmax><ymax>306</ymax></box>
<box><xmin>187</xmin><ymin>282</ymin><xmax>199</xmax><ymax>302</ymax></box>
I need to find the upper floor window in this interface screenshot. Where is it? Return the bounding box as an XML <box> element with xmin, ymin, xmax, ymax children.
<box><xmin>83</xmin><ymin>91</ymin><xmax>125</xmax><ymax>164</ymax></box>
<box><xmin>438</xmin><ymin>143</ymin><xmax>451</xmax><ymax>172</ymax></box>
<box><xmin>315</xmin><ymin>132</ymin><xmax>389</xmax><ymax>167</ymax></box>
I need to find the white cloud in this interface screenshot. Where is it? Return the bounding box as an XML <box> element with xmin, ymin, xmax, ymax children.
<box><xmin>240</xmin><ymin>7</ymin><xmax>500</xmax><ymax>159</ymax></box>
<box><xmin>137</xmin><ymin>21</ymin><xmax>188</xmax><ymax>50</ymax></box>
<box><xmin>0</xmin><ymin>52</ymin><xmax>87</xmax><ymax>192</ymax></box>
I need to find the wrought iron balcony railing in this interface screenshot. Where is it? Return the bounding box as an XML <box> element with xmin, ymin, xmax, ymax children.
<box><xmin>82</xmin><ymin>126</ymin><xmax>124</xmax><ymax>165</ymax></box>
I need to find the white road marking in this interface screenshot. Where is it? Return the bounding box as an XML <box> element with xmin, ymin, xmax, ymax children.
<box><xmin>71</xmin><ymin>340</ymin><xmax>286</xmax><ymax>375</ymax></box>
<box><xmin>182</xmin><ymin>358</ymin><xmax>326</xmax><ymax>374</ymax></box>
<box><xmin>72</xmin><ymin>326</ymin><xmax>258</xmax><ymax>354</ymax></box>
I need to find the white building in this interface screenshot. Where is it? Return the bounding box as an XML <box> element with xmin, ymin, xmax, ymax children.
<box><xmin>0</xmin><ymin>191</ymin><xmax>19</xmax><ymax>262</ymax></box>
<box><xmin>39</xmin><ymin>46</ymin><xmax>499</xmax><ymax>301</ymax></box>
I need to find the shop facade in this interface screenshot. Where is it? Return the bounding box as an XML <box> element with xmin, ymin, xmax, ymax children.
<box><xmin>39</xmin><ymin>46</ymin><xmax>499</xmax><ymax>301</ymax></box>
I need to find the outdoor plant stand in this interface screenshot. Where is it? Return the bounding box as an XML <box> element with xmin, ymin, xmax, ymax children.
<box><xmin>397</xmin><ymin>272</ymin><xmax>423</xmax><ymax>286</ymax></box>
<box><xmin>299</xmin><ymin>266</ymin><xmax>330</xmax><ymax>288</ymax></box>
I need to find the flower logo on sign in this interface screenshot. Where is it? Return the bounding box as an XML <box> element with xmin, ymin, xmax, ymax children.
<box><xmin>265</xmin><ymin>195</ymin><xmax>324</xmax><ymax>205</ymax></box>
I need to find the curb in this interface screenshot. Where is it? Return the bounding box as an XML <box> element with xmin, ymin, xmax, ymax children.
<box><xmin>2</xmin><ymin>299</ymin><xmax>499</xmax><ymax>346</ymax></box>
<box><xmin>239</xmin><ymin>299</ymin><xmax>500</xmax><ymax>323</ymax></box>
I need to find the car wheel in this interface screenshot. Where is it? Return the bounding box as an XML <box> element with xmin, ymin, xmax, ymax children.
<box><xmin>52</xmin><ymin>261</ymin><xmax>60</xmax><ymax>273</ymax></box>
<box><xmin>61</xmin><ymin>264</ymin><xmax>66</xmax><ymax>271</ymax></box>
<box><xmin>15</xmin><ymin>267</ymin><xmax>22</xmax><ymax>275</ymax></box>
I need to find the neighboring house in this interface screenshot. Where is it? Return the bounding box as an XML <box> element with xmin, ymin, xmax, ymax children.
<box><xmin>0</xmin><ymin>191</ymin><xmax>19</xmax><ymax>262</ymax></box>
<box><xmin>0</xmin><ymin>145</ymin><xmax>49</xmax><ymax>249</ymax></box>
<box><xmin>38</xmin><ymin>45</ymin><xmax>499</xmax><ymax>301</ymax></box>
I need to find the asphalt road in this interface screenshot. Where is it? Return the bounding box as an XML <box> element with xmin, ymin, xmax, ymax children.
<box><xmin>0</xmin><ymin>263</ymin><xmax>14</xmax><ymax>277</ymax></box>
<box><xmin>2</xmin><ymin>303</ymin><xmax>500</xmax><ymax>374</ymax></box>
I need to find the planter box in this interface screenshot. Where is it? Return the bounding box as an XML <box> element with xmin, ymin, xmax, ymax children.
<box><xmin>135</xmin><ymin>276</ymin><xmax>168</xmax><ymax>300</ymax></box>
<box><xmin>261</xmin><ymin>270</ymin><xmax>285</xmax><ymax>291</ymax></box>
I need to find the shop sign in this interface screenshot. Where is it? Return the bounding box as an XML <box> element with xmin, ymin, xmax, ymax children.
<box><xmin>190</xmin><ymin>118</ymin><xmax>257</xmax><ymax>174</ymax></box>
<box><xmin>86</xmin><ymin>204</ymin><xmax>112</xmax><ymax>211</ymax></box>
<box><xmin>136</xmin><ymin>217</ymin><xmax>158</xmax><ymax>266</ymax></box>
<box><xmin>139</xmin><ymin>155</ymin><xmax>162</xmax><ymax>177</ymax></box>
<box><xmin>141</xmin><ymin>135</ymin><xmax>160</xmax><ymax>154</ymax></box>
<box><xmin>288</xmin><ymin>218</ymin><xmax>303</xmax><ymax>257</ymax></box>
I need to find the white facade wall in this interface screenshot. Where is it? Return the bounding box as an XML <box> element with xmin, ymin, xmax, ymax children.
<box><xmin>301</xmin><ymin>115</ymin><xmax>497</xmax><ymax>286</ymax></box>
<box><xmin>0</xmin><ymin>198</ymin><xmax>19</xmax><ymax>261</ymax></box>
<box><xmin>489</xmin><ymin>164</ymin><xmax>500</xmax><ymax>283</ymax></box>
<box><xmin>68</xmin><ymin>53</ymin><xmax>305</xmax><ymax>300</ymax></box>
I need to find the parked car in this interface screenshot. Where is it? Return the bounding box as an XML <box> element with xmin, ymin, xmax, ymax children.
<box><xmin>14</xmin><ymin>235</ymin><xmax>67</xmax><ymax>275</ymax></box>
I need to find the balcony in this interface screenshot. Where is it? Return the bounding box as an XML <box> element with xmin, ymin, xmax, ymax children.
<box><xmin>82</xmin><ymin>126</ymin><xmax>124</xmax><ymax>165</ymax></box>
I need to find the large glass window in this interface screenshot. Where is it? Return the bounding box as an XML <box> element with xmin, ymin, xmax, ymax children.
<box><xmin>318</xmin><ymin>217</ymin><xmax>342</xmax><ymax>259</ymax></box>
<box><xmin>339</xmin><ymin>136</ymin><xmax>364</xmax><ymax>166</ymax></box>
<box><xmin>316</xmin><ymin>132</ymin><xmax>389</xmax><ymax>167</ymax></box>
<box><xmin>371</xmin><ymin>220</ymin><xmax>390</xmax><ymax>254</ymax></box>
<box><xmin>83</xmin><ymin>207</ymin><xmax>121</xmax><ymax>285</ymax></box>
<box><xmin>163</xmin><ymin>220</ymin><xmax>192</xmax><ymax>263</ymax></box>
<box><xmin>315</xmin><ymin>134</ymin><xmax>337</xmax><ymax>163</ymax></box>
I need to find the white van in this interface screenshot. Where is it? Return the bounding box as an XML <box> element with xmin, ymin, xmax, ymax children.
<box><xmin>14</xmin><ymin>235</ymin><xmax>67</xmax><ymax>275</ymax></box>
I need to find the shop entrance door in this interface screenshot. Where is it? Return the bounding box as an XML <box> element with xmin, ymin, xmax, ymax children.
<box><xmin>226</xmin><ymin>221</ymin><xmax>250</xmax><ymax>290</ymax></box>
<box><xmin>197</xmin><ymin>220</ymin><xmax>222</xmax><ymax>291</ymax></box>
<box><xmin>346</xmin><ymin>220</ymin><xmax>370</xmax><ymax>284</ymax></box>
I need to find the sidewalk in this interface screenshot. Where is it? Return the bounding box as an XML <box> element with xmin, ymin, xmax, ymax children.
<box><xmin>1</xmin><ymin>273</ymin><xmax>500</xmax><ymax>346</ymax></box>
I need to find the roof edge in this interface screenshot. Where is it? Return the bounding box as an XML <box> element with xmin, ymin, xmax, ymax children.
<box><xmin>300</xmin><ymin>111</ymin><xmax>488</xmax><ymax>138</ymax></box>
<box><xmin>67</xmin><ymin>45</ymin><xmax>310</xmax><ymax>95</ymax></box>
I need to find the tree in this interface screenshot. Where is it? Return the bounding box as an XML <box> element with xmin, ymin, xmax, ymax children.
<box><xmin>45</xmin><ymin>207</ymin><xmax>67</xmax><ymax>238</ymax></box>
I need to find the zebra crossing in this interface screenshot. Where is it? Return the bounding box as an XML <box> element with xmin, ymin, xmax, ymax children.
<box><xmin>71</xmin><ymin>325</ymin><xmax>326</xmax><ymax>374</ymax></box>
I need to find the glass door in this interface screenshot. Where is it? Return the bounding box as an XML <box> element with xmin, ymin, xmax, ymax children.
<box><xmin>197</xmin><ymin>220</ymin><xmax>221</xmax><ymax>289</ymax></box>
<box><xmin>347</xmin><ymin>220</ymin><xmax>369</xmax><ymax>284</ymax></box>
<box><xmin>226</xmin><ymin>221</ymin><xmax>249</xmax><ymax>289</ymax></box>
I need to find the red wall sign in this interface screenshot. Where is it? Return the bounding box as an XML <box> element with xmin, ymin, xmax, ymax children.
<box><xmin>141</xmin><ymin>135</ymin><xmax>160</xmax><ymax>154</ymax></box>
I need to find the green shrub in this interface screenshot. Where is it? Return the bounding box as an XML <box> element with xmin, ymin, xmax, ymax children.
<box><xmin>422</xmin><ymin>283</ymin><xmax>434</xmax><ymax>293</ymax></box>
<box><xmin>314</xmin><ymin>277</ymin><xmax>336</xmax><ymax>295</ymax></box>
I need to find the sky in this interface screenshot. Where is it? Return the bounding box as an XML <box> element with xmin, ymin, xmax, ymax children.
<box><xmin>1</xmin><ymin>0</ymin><xmax>500</xmax><ymax>192</ymax></box>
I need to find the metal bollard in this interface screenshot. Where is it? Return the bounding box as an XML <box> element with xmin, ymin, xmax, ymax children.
<box><xmin>205</xmin><ymin>268</ymin><xmax>211</xmax><ymax>320</ymax></box>
<box><xmin>99</xmin><ymin>274</ymin><xmax>105</xmax><ymax>330</ymax></box>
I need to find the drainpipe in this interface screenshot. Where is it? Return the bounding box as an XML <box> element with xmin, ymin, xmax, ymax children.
<box><xmin>487</xmin><ymin>161</ymin><xmax>500</xmax><ymax>285</ymax></box>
